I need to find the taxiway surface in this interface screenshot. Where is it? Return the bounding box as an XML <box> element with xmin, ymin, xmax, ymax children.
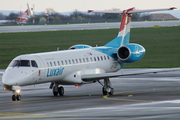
<box><xmin>0</xmin><ymin>21</ymin><xmax>180</xmax><ymax>33</ymax></box>
<box><xmin>0</xmin><ymin>69</ymin><xmax>180</xmax><ymax>119</ymax></box>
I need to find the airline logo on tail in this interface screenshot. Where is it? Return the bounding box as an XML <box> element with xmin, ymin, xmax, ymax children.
<box><xmin>16</xmin><ymin>10</ymin><xmax>29</xmax><ymax>22</ymax></box>
<box><xmin>15</xmin><ymin>3</ymin><xmax>33</xmax><ymax>22</ymax></box>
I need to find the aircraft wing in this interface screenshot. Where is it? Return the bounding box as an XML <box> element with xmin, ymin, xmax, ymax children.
<box><xmin>81</xmin><ymin>68</ymin><xmax>180</xmax><ymax>81</ymax></box>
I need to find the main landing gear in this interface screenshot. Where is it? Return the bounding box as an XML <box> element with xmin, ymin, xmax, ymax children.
<box><xmin>50</xmin><ymin>82</ymin><xmax>64</xmax><ymax>96</ymax></box>
<box><xmin>12</xmin><ymin>90</ymin><xmax>21</xmax><ymax>101</ymax></box>
<box><xmin>98</xmin><ymin>78</ymin><xmax>114</xmax><ymax>95</ymax></box>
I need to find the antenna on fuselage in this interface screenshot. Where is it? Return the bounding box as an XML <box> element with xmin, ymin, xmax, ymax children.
<box><xmin>96</xmin><ymin>44</ymin><xmax>98</xmax><ymax>47</ymax></box>
<box><xmin>57</xmin><ymin>47</ymin><xmax>59</xmax><ymax>51</ymax></box>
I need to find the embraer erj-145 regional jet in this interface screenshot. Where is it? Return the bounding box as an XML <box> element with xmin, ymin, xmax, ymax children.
<box><xmin>1</xmin><ymin>7</ymin><xmax>179</xmax><ymax>101</ymax></box>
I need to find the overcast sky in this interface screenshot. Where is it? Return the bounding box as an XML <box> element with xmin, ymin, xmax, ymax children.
<box><xmin>0</xmin><ymin>0</ymin><xmax>179</xmax><ymax>13</ymax></box>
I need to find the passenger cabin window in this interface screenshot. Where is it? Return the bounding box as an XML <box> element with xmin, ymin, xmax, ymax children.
<box><xmin>76</xmin><ymin>59</ymin><xmax>78</xmax><ymax>63</ymax></box>
<box><xmin>79</xmin><ymin>58</ymin><xmax>82</xmax><ymax>63</ymax></box>
<box><xmin>86</xmin><ymin>58</ymin><xmax>89</xmax><ymax>62</ymax></box>
<box><xmin>72</xmin><ymin>59</ymin><xmax>75</xmax><ymax>64</ymax></box>
<box><xmin>101</xmin><ymin>56</ymin><xmax>103</xmax><ymax>61</ymax></box>
<box><xmin>83</xmin><ymin>58</ymin><xmax>85</xmax><ymax>63</ymax></box>
<box><xmin>94</xmin><ymin>57</ymin><xmax>96</xmax><ymax>61</ymax></box>
<box><xmin>97</xmin><ymin>56</ymin><xmax>100</xmax><ymax>61</ymax></box>
<box><xmin>31</xmin><ymin>60</ymin><xmax>38</xmax><ymax>68</ymax></box>
<box><xmin>90</xmin><ymin>57</ymin><xmax>93</xmax><ymax>62</ymax></box>
<box><xmin>50</xmin><ymin>62</ymin><xmax>53</xmax><ymax>67</ymax></box>
<box><xmin>57</xmin><ymin>61</ymin><xmax>60</xmax><ymax>66</ymax></box>
<box><xmin>104</xmin><ymin>56</ymin><xmax>106</xmax><ymax>60</ymax></box>
<box><xmin>69</xmin><ymin>60</ymin><xmax>71</xmax><ymax>64</ymax></box>
<box><xmin>54</xmin><ymin>62</ymin><xmax>56</xmax><ymax>66</ymax></box>
<box><xmin>65</xmin><ymin>60</ymin><xmax>68</xmax><ymax>65</ymax></box>
<box><xmin>61</xmin><ymin>61</ymin><xmax>64</xmax><ymax>65</ymax></box>
<box><xmin>107</xmin><ymin>55</ymin><xmax>110</xmax><ymax>60</ymax></box>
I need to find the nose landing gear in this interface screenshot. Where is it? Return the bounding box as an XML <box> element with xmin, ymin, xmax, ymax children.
<box><xmin>12</xmin><ymin>90</ymin><xmax>21</xmax><ymax>101</ymax></box>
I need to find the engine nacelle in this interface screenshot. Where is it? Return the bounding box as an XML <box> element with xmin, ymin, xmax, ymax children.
<box><xmin>117</xmin><ymin>43</ymin><xmax>145</xmax><ymax>63</ymax></box>
<box><xmin>68</xmin><ymin>44</ymin><xmax>92</xmax><ymax>50</ymax></box>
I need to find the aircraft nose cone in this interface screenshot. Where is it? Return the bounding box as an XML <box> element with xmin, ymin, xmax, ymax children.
<box><xmin>2</xmin><ymin>72</ymin><xmax>12</xmax><ymax>85</ymax></box>
<box><xmin>2</xmin><ymin>68</ymin><xmax>16</xmax><ymax>86</ymax></box>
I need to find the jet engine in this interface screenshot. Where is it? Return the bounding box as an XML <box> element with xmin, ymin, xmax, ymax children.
<box><xmin>117</xmin><ymin>43</ymin><xmax>145</xmax><ymax>63</ymax></box>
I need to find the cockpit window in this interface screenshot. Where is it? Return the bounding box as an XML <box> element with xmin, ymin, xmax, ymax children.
<box><xmin>10</xmin><ymin>60</ymin><xmax>30</xmax><ymax>67</ymax></box>
<box><xmin>10</xmin><ymin>60</ymin><xmax>19</xmax><ymax>67</ymax></box>
<box><xmin>18</xmin><ymin>60</ymin><xmax>30</xmax><ymax>67</ymax></box>
<box><xmin>31</xmin><ymin>60</ymin><xmax>38</xmax><ymax>68</ymax></box>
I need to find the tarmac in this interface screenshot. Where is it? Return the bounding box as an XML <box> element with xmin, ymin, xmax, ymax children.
<box><xmin>0</xmin><ymin>69</ymin><xmax>180</xmax><ymax>119</ymax></box>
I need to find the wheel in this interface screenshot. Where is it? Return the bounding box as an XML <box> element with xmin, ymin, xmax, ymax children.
<box><xmin>17</xmin><ymin>95</ymin><xmax>21</xmax><ymax>101</ymax></box>
<box><xmin>58</xmin><ymin>86</ymin><xmax>64</xmax><ymax>96</ymax></box>
<box><xmin>53</xmin><ymin>86</ymin><xmax>58</xmax><ymax>96</ymax></box>
<box><xmin>102</xmin><ymin>87</ymin><xmax>108</xmax><ymax>95</ymax></box>
<box><xmin>12</xmin><ymin>95</ymin><xmax>16</xmax><ymax>101</ymax></box>
<box><xmin>109</xmin><ymin>88</ymin><xmax>114</xmax><ymax>95</ymax></box>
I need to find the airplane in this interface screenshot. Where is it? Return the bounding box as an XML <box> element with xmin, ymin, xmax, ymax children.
<box><xmin>0</xmin><ymin>3</ymin><xmax>33</xmax><ymax>25</ymax></box>
<box><xmin>15</xmin><ymin>3</ymin><xmax>33</xmax><ymax>24</ymax></box>
<box><xmin>1</xmin><ymin>7</ymin><xmax>179</xmax><ymax>101</ymax></box>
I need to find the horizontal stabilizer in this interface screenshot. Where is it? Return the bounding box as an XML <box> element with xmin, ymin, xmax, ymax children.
<box><xmin>88</xmin><ymin>7</ymin><xmax>177</xmax><ymax>14</ymax></box>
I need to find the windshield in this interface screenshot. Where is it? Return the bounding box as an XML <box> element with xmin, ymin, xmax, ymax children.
<box><xmin>10</xmin><ymin>60</ymin><xmax>30</xmax><ymax>67</ymax></box>
<box><xmin>9</xmin><ymin>60</ymin><xmax>19</xmax><ymax>67</ymax></box>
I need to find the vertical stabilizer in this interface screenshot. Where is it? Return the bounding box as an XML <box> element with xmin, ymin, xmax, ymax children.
<box><xmin>16</xmin><ymin>3</ymin><xmax>33</xmax><ymax>22</ymax></box>
<box><xmin>104</xmin><ymin>7</ymin><xmax>134</xmax><ymax>48</ymax></box>
<box><xmin>15</xmin><ymin>9</ymin><xmax>29</xmax><ymax>22</ymax></box>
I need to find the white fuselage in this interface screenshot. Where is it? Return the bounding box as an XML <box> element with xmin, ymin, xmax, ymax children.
<box><xmin>2</xmin><ymin>47</ymin><xmax>121</xmax><ymax>86</ymax></box>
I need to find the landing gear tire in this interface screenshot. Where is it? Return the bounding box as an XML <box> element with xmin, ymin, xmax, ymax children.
<box><xmin>102</xmin><ymin>87</ymin><xmax>108</xmax><ymax>95</ymax></box>
<box><xmin>53</xmin><ymin>86</ymin><xmax>58</xmax><ymax>96</ymax></box>
<box><xmin>12</xmin><ymin>95</ymin><xmax>16</xmax><ymax>101</ymax></box>
<box><xmin>58</xmin><ymin>86</ymin><xmax>64</xmax><ymax>96</ymax></box>
<box><xmin>109</xmin><ymin>88</ymin><xmax>114</xmax><ymax>95</ymax></box>
<box><xmin>12</xmin><ymin>94</ymin><xmax>21</xmax><ymax>101</ymax></box>
<box><xmin>17</xmin><ymin>95</ymin><xmax>21</xmax><ymax>101</ymax></box>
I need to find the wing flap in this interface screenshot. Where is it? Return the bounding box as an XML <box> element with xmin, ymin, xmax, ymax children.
<box><xmin>82</xmin><ymin>68</ymin><xmax>180</xmax><ymax>81</ymax></box>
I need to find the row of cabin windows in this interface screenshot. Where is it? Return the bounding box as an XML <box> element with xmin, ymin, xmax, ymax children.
<box><xmin>47</xmin><ymin>55</ymin><xmax>110</xmax><ymax>67</ymax></box>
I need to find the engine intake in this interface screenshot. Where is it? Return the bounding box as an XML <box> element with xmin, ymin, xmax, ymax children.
<box><xmin>117</xmin><ymin>43</ymin><xmax>145</xmax><ymax>63</ymax></box>
<box><xmin>117</xmin><ymin>46</ymin><xmax>130</xmax><ymax>61</ymax></box>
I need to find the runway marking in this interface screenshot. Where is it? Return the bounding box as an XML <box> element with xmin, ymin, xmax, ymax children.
<box><xmin>103</xmin><ymin>91</ymin><xmax>153</xmax><ymax>102</ymax></box>
<box><xmin>103</xmin><ymin>86</ymin><xmax>180</xmax><ymax>102</ymax></box>
<box><xmin>0</xmin><ymin>114</ymin><xmax>80</xmax><ymax>119</ymax></box>
<box><xmin>0</xmin><ymin>113</ymin><xmax>27</xmax><ymax>117</ymax></box>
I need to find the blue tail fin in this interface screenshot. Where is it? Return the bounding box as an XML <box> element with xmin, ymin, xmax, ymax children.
<box><xmin>104</xmin><ymin>8</ymin><xmax>135</xmax><ymax>48</ymax></box>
